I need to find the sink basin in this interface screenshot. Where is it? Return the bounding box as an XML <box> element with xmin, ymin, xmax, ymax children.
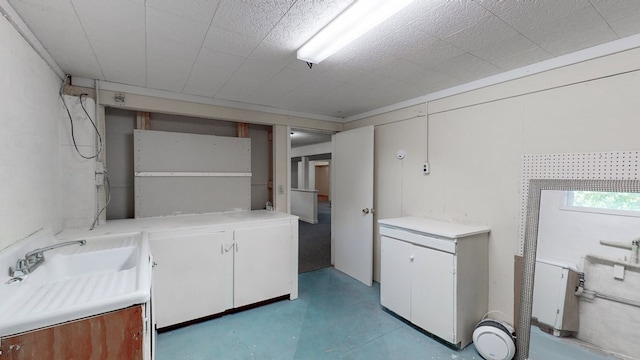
<box><xmin>0</xmin><ymin>231</ymin><xmax>151</xmax><ymax>337</ymax></box>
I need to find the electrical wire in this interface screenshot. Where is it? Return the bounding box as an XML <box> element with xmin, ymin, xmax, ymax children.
<box><xmin>60</xmin><ymin>75</ymin><xmax>103</xmax><ymax>159</ymax></box>
<box><xmin>90</xmin><ymin>171</ymin><xmax>111</xmax><ymax>230</ymax></box>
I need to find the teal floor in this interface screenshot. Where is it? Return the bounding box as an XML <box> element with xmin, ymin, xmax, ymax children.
<box><xmin>156</xmin><ymin>267</ymin><xmax>619</xmax><ymax>360</ymax></box>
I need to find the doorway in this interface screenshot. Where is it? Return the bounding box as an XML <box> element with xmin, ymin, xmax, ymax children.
<box><xmin>289</xmin><ymin>129</ymin><xmax>333</xmax><ymax>273</ymax></box>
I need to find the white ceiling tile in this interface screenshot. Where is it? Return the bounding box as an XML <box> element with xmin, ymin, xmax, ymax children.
<box><xmin>260</xmin><ymin>0</ymin><xmax>352</xmax><ymax>49</ymax></box>
<box><xmin>444</xmin><ymin>15</ymin><xmax>522</xmax><ymax>54</ymax></box>
<box><xmin>71</xmin><ymin>0</ymin><xmax>145</xmax><ymax>32</ymax></box>
<box><xmin>146</xmin><ymin>0</ymin><xmax>220</xmax><ymax>23</ymax></box>
<box><xmin>146</xmin><ymin>36</ymin><xmax>200</xmax><ymax>91</ymax></box>
<box><xmin>146</xmin><ymin>7</ymin><xmax>209</xmax><ymax>47</ymax></box>
<box><xmin>490</xmin><ymin>0</ymin><xmax>593</xmax><ymax>34</ymax></box>
<box><xmin>202</xmin><ymin>26</ymin><xmax>262</xmax><ymax>57</ymax></box>
<box><xmin>215</xmin><ymin>59</ymin><xmax>280</xmax><ymax>102</ymax></box>
<box><xmin>490</xmin><ymin>46</ymin><xmax>552</xmax><ymax>71</ymax></box>
<box><xmin>9</xmin><ymin>0</ymin><xmax>76</xmax><ymax>14</ymax></box>
<box><xmin>8</xmin><ymin>0</ymin><xmax>103</xmax><ymax>78</ymax></box>
<box><xmin>211</xmin><ymin>0</ymin><xmax>285</xmax><ymax>40</ymax></box>
<box><xmin>519</xmin><ymin>5</ymin><xmax>611</xmax><ymax>47</ymax></box>
<box><xmin>431</xmin><ymin>53</ymin><xmax>502</xmax><ymax>81</ymax></box>
<box><xmin>251</xmin><ymin>68</ymin><xmax>318</xmax><ymax>103</ymax></box>
<box><xmin>76</xmin><ymin>17</ymin><xmax>145</xmax><ymax>85</ymax></box>
<box><xmin>411</xmin><ymin>0</ymin><xmax>492</xmax><ymax>39</ymax></box>
<box><xmin>591</xmin><ymin>1</ymin><xmax>640</xmax><ymax>38</ymax></box>
<box><xmin>183</xmin><ymin>48</ymin><xmax>244</xmax><ymax>97</ymax></box>
<box><xmin>397</xmin><ymin>36</ymin><xmax>465</xmax><ymax>68</ymax></box>
<box><xmin>539</xmin><ymin>24</ymin><xmax>618</xmax><ymax>57</ymax></box>
<box><xmin>247</xmin><ymin>41</ymin><xmax>297</xmax><ymax>74</ymax></box>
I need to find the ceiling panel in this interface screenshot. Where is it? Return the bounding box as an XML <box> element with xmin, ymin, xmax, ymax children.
<box><xmin>5</xmin><ymin>0</ymin><xmax>640</xmax><ymax>120</ymax></box>
<box><xmin>202</xmin><ymin>26</ymin><xmax>263</xmax><ymax>57</ymax></box>
<box><xmin>146</xmin><ymin>35</ymin><xmax>200</xmax><ymax>92</ymax></box>
<box><xmin>146</xmin><ymin>7</ymin><xmax>209</xmax><ymax>47</ymax></box>
<box><xmin>146</xmin><ymin>0</ymin><xmax>220</xmax><ymax>24</ymax></box>
<box><xmin>8</xmin><ymin>0</ymin><xmax>103</xmax><ymax>79</ymax></box>
<box><xmin>591</xmin><ymin>1</ymin><xmax>640</xmax><ymax>38</ymax></box>
<box><xmin>71</xmin><ymin>0</ymin><xmax>146</xmax><ymax>85</ymax></box>
<box><xmin>432</xmin><ymin>53</ymin><xmax>502</xmax><ymax>81</ymax></box>
<box><xmin>183</xmin><ymin>47</ymin><xmax>244</xmax><ymax>98</ymax></box>
<box><xmin>411</xmin><ymin>0</ymin><xmax>491</xmax><ymax>39</ymax></box>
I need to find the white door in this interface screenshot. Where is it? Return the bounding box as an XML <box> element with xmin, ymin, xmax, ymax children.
<box><xmin>333</xmin><ymin>126</ymin><xmax>374</xmax><ymax>286</ymax></box>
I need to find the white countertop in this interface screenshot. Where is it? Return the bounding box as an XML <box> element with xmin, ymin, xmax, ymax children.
<box><xmin>58</xmin><ymin>210</ymin><xmax>298</xmax><ymax>239</ymax></box>
<box><xmin>378</xmin><ymin>217</ymin><xmax>490</xmax><ymax>239</ymax></box>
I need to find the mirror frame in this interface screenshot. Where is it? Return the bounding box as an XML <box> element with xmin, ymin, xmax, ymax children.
<box><xmin>516</xmin><ymin>179</ymin><xmax>640</xmax><ymax>360</ymax></box>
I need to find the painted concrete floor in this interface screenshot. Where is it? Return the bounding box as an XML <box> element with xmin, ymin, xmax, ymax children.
<box><xmin>156</xmin><ymin>267</ymin><xmax>619</xmax><ymax>360</ymax></box>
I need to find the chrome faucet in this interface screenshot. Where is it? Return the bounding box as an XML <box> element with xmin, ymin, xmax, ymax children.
<box><xmin>9</xmin><ymin>240</ymin><xmax>86</xmax><ymax>277</ymax></box>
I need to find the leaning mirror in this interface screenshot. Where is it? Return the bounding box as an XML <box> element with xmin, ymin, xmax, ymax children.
<box><xmin>517</xmin><ymin>179</ymin><xmax>640</xmax><ymax>360</ymax></box>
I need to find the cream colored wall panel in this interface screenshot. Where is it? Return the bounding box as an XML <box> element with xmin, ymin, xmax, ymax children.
<box><xmin>405</xmin><ymin>98</ymin><xmax>524</xmax><ymax>321</ymax></box>
<box><xmin>521</xmin><ymin>71</ymin><xmax>640</xmax><ymax>154</ymax></box>
<box><xmin>374</xmin><ymin>116</ymin><xmax>426</xmax><ymax>281</ymax></box>
<box><xmin>428</xmin><ymin>47</ymin><xmax>640</xmax><ymax>115</ymax></box>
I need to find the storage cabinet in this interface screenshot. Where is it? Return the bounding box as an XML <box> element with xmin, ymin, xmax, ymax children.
<box><xmin>150</xmin><ymin>217</ymin><xmax>297</xmax><ymax>328</ymax></box>
<box><xmin>150</xmin><ymin>229</ymin><xmax>233</xmax><ymax>328</ymax></box>
<box><xmin>0</xmin><ymin>305</ymin><xmax>146</xmax><ymax>360</ymax></box>
<box><xmin>379</xmin><ymin>217</ymin><xmax>489</xmax><ymax>349</ymax></box>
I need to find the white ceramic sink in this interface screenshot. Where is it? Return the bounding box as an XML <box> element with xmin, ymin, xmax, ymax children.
<box><xmin>0</xmin><ymin>230</ymin><xmax>151</xmax><ymax>337</ymax></box>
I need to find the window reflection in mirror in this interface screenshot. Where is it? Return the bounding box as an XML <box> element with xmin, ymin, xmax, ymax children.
<box><xmin>529</xmin><ymin>188</ymin><xmax>640</xmax><ymax>359</ymax></box>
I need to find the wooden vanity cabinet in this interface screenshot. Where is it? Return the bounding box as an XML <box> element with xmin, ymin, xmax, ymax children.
<box><xmin>0</xmin><ymin>305</ymin><xmax>145</xmax><ymax>360</ymax></box>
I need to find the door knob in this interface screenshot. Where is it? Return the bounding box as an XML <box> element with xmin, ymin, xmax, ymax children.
<box><xmin>362</xmin><ymin>208</ymin><xmax>370</xmax><ymax>214</ymax></box>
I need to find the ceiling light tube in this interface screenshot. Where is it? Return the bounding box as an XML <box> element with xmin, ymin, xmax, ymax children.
<box><xmin>297</xmin><ymin>0</ymin><xmax>415</xmax><ymax>64</ymax></box>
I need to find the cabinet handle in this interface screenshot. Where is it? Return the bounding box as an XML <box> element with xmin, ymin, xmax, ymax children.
<box><xmin>235</xmin><ymin>240</ymin><xmax>239</xmax><ymax>252</ymax></box>
<box><xmin>409</xmin><ymin>255</ymin><xmax>415</xmax><ymax>262</ymax></box>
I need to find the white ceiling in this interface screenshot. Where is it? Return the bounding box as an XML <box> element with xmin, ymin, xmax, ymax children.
<box><xmin>7</xmin><ymin>0</ymin><xmax>640</xmax><ymax>119</ymax></box>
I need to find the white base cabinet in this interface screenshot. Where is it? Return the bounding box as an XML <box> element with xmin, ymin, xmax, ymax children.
<box><xmin>149</xmin><ymin>215</ymin><xmax>298</xmax><ymax>329</ymax></box>
<box><xmin>379</xmin><ymin>217</ymin><xmax>489</xmax><ymax>349</ymax></box>
<box><xmin>150</xmin><ymin>229</ymin><xmax>233</xmax><ymax>328</ymax></box>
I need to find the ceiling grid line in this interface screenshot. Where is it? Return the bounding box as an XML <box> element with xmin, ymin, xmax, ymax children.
<box><xmin>587</xmin><ymin>0</ymin><xmax>619</xmax><ymax>39</ymax></box>
<box><xmin>69</xmin><ymin>0</ymin><xmax>105</xmax><ymax>80</ymax></box>
<box><xmin>179</xmin><ymin>1</ymin><xmax>224</xmax><ymax>93</ymax></box>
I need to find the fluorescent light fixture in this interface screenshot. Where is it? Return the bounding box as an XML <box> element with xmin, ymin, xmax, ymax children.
<box><xmin>297</xmin><ymin>0</ymin><xmax>416</xmax><ymax>64</ymax></box>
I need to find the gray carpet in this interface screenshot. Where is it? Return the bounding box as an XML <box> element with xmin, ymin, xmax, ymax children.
<box><xmin>298</xmin><ymin>201</ymin><xmax>331</xmax><ymax>273</ymax></box>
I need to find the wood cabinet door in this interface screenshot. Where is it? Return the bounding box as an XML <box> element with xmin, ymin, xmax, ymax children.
<box><xmin>411</xmin><ymin>246</ymin><xmax>455</xmax><ymax>344</ymax></box>
<box><xmin>0</xmin><ymin>306</ymin><xmax>143</xmax><ymax>360</ymax></box>
<box><xmin>150</xmin><ymin>230</ymin><xmax>233</xmax><ymax>328</ymax></box>
<box><xmin>233</xmin><ymin>222</ymin><xmax>292</xmax><ymax>308</ymax></box>
<box><xmin>380</xmin><ymin>236</ymin><xmax>412</xmax><ymax>319</ymax></box>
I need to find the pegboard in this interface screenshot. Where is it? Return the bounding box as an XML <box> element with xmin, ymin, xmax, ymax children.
<box><xmin>519</xmin><ymin>151</ymin><xmax>640</xmax><ymax>254</ymax></box>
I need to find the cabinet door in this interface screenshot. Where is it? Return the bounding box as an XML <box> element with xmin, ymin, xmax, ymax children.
<box><xmin>380</xmin><ymin>236</ymin><xmax>412</xmax><ymax>319</ymax></box>
<box><xmin>150</xmin><ymin>230</ymin><xmax>233</xmax><ymax>328</ymax></box>
<box><xmin>411</xmin><ymin>246</ymin><xmax>455</xmax><ymax>343</ymax></box>
<box><xmin>233</xmin><ymin>223</ymin><xmax>292</xmax><ymax>308</ymax></box>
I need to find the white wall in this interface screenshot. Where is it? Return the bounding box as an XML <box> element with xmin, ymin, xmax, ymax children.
<box><xmin>354</xmin><ymin>46</ymin><xmax>640</xmax><ymax>324</ymax></box>
<box><xmin>0</xmin><ymin>14</ymin><xmax>95</xmax><ymax>250</ymax></box>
